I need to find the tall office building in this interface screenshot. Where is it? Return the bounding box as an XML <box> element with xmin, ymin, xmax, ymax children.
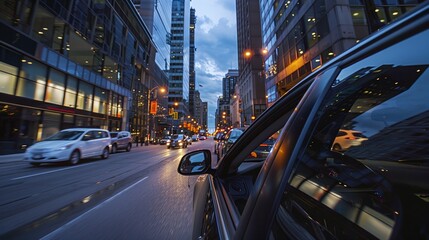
<box><xmin>0</xmin><ymin>0</ymin><xmax>158</xmax><ymax>154</ymax></box>
<box><xmin>260</xmin><ymin>0</ymin><xmax>424</xmax><ymax>107</ymax></box>
<box><xmin>222</xmin><ymin>69</ymin><xmax>239</xmax><ymax>102</ymax></box>
<box><xmin>133</xmin><ymin>0</ymin><xmax>171</xmax><ymax>140</ymax></box>
<box><xmin>193</xmin><ymin>90</ymin><xmax>208</xmax><ymax>132</ymax></box>
<box><xmin>236</xmin><ymin>0</ymin><xmax>267</xmax><ymax>127</ymax></box>
<box><xmin>189</xmin><ymin>8</ymin><xmax>196</xmax><ymax>117</ymax></box>
<box><xmin>133</xmin><ymin>0</ymin><xmax>172</xmax><ymax>71</ymax></box>
<box><xmin>169</xmin><ymin>0</ymin><xmax>190</xmax><ymax>128</ymax></box>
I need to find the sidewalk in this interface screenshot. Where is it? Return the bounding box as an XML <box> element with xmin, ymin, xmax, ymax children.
<box><xmin>0</xmin><ymin>153</ymin><xmax>24</xmax><ymax>163</ymax></box>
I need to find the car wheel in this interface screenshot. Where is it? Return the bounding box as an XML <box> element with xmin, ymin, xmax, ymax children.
<box><xmin>31</xmin><ymin>162</ymin><xmax>41</xmax><ymax>167</ymax></box>
<box><xmin>69</xmin><ymin>150</ymin><xmax>80</xmax><ymax>165</ymax></box>
<box><xmin>167</xmin><ymin>146</ymin><xmax>170</xmax><ymax>149</ymax></box>
<box><xmin>101</xmin><ymin>147</ymin><xmax>109</xmax><ymax>159</ymax></box>
<box><xmin>126</xmin><ymin>143</ymin><xmax>132</xmax><ymax>152</ymax></box>
<box><xmin>332</xmin><ymin>143</ymin><xmax>342</xmax><ymax>152</ymax></box>
<box><xmin>111</xmin><ymin>144</ymin><xmax>117</xmax><ymax>154</ymax></box>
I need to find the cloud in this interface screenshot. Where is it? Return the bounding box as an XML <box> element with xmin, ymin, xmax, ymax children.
<box><xmin>191</xmin><ymin>4</ymin><xmax>238</xmax><ymax>131</ymax></box>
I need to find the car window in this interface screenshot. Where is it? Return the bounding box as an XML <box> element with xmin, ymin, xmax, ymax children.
<box><xmin>273</xmin><ymin>29</ymin><xmax>429</xmax><ymax>239</ymax></box>
<box><xmin>45</xmin><ymin>131</ymin><xmax>84</xmax><ymax>141</ymax></box>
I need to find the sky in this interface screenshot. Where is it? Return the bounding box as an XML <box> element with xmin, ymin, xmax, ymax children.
<box><xmin>189</xmin><ymin>0</ymin><xmax>238</xmax><ymax>133</ymax></box>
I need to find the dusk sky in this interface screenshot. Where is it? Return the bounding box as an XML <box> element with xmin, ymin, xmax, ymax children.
<box><xmin>190</xmin><ymin>0</ymin><xmax>238</xmax><ymax>133</ymax></box>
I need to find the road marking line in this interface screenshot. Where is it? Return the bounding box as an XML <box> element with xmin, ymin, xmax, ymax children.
<box><xmin>10</xmin><ymin>163</ymin><xmax>98</xmax><ymax>180</ymax></box>
<box><xmin>41</xmin><ymin>176</ymin><xmax>149</xmax><ymax>240</ymax></box>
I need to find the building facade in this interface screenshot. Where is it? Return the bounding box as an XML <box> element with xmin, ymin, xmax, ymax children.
<box><xmin>260</xmin><ymin>0</ymin><xmax>424</xmax><ymax>107</ymax></box>
<box><xmin>133</xmin><ymin>0</ymin><xmax>171</xmax><ymax>141</ymax></box>
<box><xmin>169</xmin><ymin>0</ymin><xmax>190</xmax><ymax>130</ymax></box>
<box><xmin>222</xmin><ymin>69</ymin><xmax>239</xmax><ymax>103</ymax></box>
<box><xmin>0</xmin><ymin>0</ymin><xmax>158</xmax><ymax>154</ymax></box>
<box><xmin>236</xmin><ymin>0</ymin><xmax>267</xmax><ymax>127</ymax></box>
<box><xmin>189</xmin><ymin>8</ymin><xmax>196</xmax><ymax>117</ymax></box>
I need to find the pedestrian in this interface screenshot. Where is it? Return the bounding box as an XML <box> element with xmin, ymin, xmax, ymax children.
<box><xmin>141</xmin><ymin>135</ymin><xmax>144</xmax><ymax>146</ymax></box>
<box><xmin>135</xmin><ymin>136</ymin><xmax>139</xmax><ymax>147</ymax></box>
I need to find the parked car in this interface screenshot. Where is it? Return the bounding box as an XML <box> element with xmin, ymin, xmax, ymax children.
<box><xmin>332</xmin><ymin>129</ymin><xmax>368</xmax><ymax>152</ymax></box>
<box><xmin>217</xmin><ymin>128</ymin><xmax>245</xmax><ymax>160</ymax></box>
<box><xmin>159</xmin><ymin>136</ymin><xmax>171</xmax><ymax>145</ymax></box>
<box><xmin>178</xmin><ymin>4</ymin><xmax>429</xmax><ymax>239</ymax></box>
<box><xmin>213</xmin><ymin>131</ymin><xmax>225</xmax><ymax>154</ymax></box>
<box><xmin>109</xmin><ymin>131</ymin><xmax>132</xmax><ymax>153</ymax></box>
<box><xmin>24</xmin><ymin>128</ymin><xmax>111</xmax><ymax>166</ymax></box>
<box><xmin>167</xmin><ymin>134</ymin><xmax>188</xmax><ymax>149</ymax></box>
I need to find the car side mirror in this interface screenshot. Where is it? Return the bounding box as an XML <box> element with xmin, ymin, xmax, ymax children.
<box><xmin>178</xmin><ymin>150</ymin><xmax>212</xmax><ymax>175</ymax></box>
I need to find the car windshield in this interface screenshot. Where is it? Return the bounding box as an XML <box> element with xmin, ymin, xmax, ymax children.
<box><xmin>110</xmin><ymin>133</ymin><xmax>118</xmax><ymax>138</ymax></box>
<box><xmin>45</xmin><ymin>131</ymin><xmax>84</xmax><ymax>141</ymax></box>
<box><xmin>171</xmin><ymin>134</ymin><xmax>181</xmax><ymax>140</ymax></box>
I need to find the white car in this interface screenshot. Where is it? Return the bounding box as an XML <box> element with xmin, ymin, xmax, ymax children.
<box><xmin>24</xmin><ymin>128</ymin><xmax>111</xmax><ymax>166</ymax></box>
<box><xmin>332</xmin><ymin>129</ymin><xmax>368</xmax><ymax>152</ymax></box>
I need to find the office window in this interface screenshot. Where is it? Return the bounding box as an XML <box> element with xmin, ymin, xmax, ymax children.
<box><xmin>0</xmin><ymin>61</ymin><xmax>17</xmax><ymax>94</ymax></box>
<box><xmin>45</xmin><ymin>69</ymin><xmax>65</xmax><ymax>105</ymax></box>
<box><xmin>16</xmin><ymin>59</ymin><xmax>47</xmax><ymax>101</ymax></box>
<box><xmin>76</xmin><ymin>81</ymin><xmax>93</xmax><ymax>111</ymax></box>
<box><xmin>64</xmin><ymin>76</ymin><xmax>78</xmax><ymax>108</ymax></box>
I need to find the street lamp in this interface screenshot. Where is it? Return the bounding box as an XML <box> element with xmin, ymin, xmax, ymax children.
<box><xmin>146</xmin><ymin>86</ymin><xmax>166</xmax><ymax>145</ymax></box>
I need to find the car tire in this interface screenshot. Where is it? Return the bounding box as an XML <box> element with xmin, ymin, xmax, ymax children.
<box><xmin>31</xmin><ymin>162</ymin><xmax>41</xmax><ymax>167</ymax></box>
<box><xmin>167</xmin><ymin>146</ymin><xmax>170</xmax><ymax>149</ymax></box>
<box><xmin>111</xmin><ymin>144</ymin><xmax>117</xmax><ymax>154</ymax></box>
<box><xmin>69</xmin><ymin>150</ymin><xmax>80</xmax><ymax>165</ymax></box>
<box><xmin>101</xmin><ymin>147</ymin><xmax>109</xmax><ymax>159</ymax></box>
<box><xmin>126</xmin><ymin>143</ymin><xmax>132</xmax><ymax>152</ymax></box>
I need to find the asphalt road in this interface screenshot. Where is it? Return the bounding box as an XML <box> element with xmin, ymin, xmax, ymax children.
<box><xmin>0</xmin><ymin>138</ymin><xmax>217</xmax><ymax>239</ymax></box>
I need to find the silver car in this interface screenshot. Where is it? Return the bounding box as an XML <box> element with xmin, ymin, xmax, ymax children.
<box><xmin>109</xmin><ymin>131</ymin><xmax>132</xmax><ymax>153</ymax></box>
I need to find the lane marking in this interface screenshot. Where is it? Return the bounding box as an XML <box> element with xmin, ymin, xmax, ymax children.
<box><xmin>10</xmin><ymin>163</ymin><xmax>98</xmax><ymax>180</ymax></box>
<box><xmin>41</xmin><ymin>176</ymin><xmax>149</xmax><ymax>240</ymax></box>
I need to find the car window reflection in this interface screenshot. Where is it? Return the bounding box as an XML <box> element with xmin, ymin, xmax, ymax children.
<box><xmin>280</xmin><ymin>29</ymin><xmax>429</xmax><ymax>239</ymax></box>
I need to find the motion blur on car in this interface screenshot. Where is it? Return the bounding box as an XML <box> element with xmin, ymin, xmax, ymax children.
<box><xmin>332</xmin><ymin>129</ymin><xmax>368</xmax><ymax>152</ymax></box>
<box><xmin>178</xmin><ymin>5</ymin><xmax>429</xmax><ymax>239</ymax></box>
<box><xmin>24</xmin><ymin>128</ymin><xmax>111</xmax><ymax>166</ymax></box>
<box><xmin>109</xmin><ymin>131</ymin><xmax>132</xmax><ymax>153</ymax></box>
<box><xmin>167</xmin><ymin>134</ymin><xmax>188</xmax><ymax>149</ymax></box>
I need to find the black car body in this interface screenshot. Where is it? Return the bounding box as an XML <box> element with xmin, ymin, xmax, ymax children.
<box><xmin>178</xmin><ymin>4</ymin><xmax>429</xmax><ymax>239</ymax></box>
<box><xmin>167</xmin><ymin>134</ymin><xmax>188</xmax><ymax>149</ymax></box>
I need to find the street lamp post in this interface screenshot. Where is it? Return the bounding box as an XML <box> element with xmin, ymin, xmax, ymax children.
<box><xmin>146</xmin><ymin>86</ymin><xmax>165</xmax><ymax>145</ymax></box>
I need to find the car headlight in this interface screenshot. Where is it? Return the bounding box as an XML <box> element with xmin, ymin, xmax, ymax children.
<box><xmin>58</xmin><ymin>144</ymin><xmax>73</xmax><ymax>151</ymax></box>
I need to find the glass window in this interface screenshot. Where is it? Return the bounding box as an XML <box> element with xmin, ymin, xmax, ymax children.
<box><xmin>45</xmin><ymin>69</ymin><xmax>65</xmax><ymax>105</ymax></box>
<box><xmin>93</xmin><ymin>87</ymin><xmax>107</xmax><ymax>114</ymax></box>
<box><xmin>76</xmin><ymin>81</ymin><xmax>93</xmax><ymax>111</ymax></box>
<box><xmin>0</xmin><ymin>61</ymin><xmax>18</xmax><ymax>94</ymax></box>
<box><xmin>16</xmin><ymin>59</ymin><xmax>47</xmax><ymax>101</ymax></box>
<box><xmin>32</xmin><ymin>7</ymin><xmax>55</xmax><ymax>47</ymax></box>
<box><xmin>64</xmin><ymin>76</ymin><xmax>78</xmax><ymax>108</ymax></box>
<box><xmin>41</xmin><ymin>111</ymin><xmax>61</xmax><ymax>139</ymax></box>
<box><xmin>75</xmin><ymin>116</ymin><xmax>91</xmax><ymax>127</ymax></box>
<box><xmin>274</xmin><ymin>29</ymin><xmax>429</xmax><ymax>239</ymax></box>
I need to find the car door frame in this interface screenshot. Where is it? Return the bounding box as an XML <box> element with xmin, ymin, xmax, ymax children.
<box><xmin>234</xmin><ymin>4</ymin><xmax>429</xmax><ymax>239</ymax></box>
